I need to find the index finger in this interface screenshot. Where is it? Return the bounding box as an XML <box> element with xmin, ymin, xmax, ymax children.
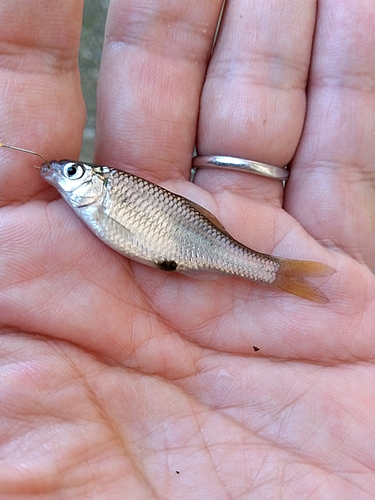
<box><xmin>0</xmin><ymin>0</ymin><xmax>86</xmax><ymax>205</ymax></box>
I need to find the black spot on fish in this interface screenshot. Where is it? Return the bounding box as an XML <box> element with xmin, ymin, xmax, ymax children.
<box><xmin>157</xmin><ymin>260</ymin><xmax>178</xmax><ymax>271</ymax></box>
<box><xmin>253</xmin><ymin>346</ymin><xmax>260</xmax><ymax>352</ymax></box>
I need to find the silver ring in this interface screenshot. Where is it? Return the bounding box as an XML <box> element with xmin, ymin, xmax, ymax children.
<box><xmin>192</xmin><ymin>155</ymin><xmax>289</xmax><ymax>181</ymax></box>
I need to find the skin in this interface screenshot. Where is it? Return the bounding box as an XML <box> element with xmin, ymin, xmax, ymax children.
<box><xmin>1</xmin><ymin>0</ymin><xmax>375</xmax><ymax>498</ymax></box>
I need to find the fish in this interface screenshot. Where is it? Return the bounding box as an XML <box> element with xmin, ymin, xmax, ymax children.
<box><xmin>0</xmin><ymin>143</ymin><xmax>335</xmax><ymax>302</ymax></box>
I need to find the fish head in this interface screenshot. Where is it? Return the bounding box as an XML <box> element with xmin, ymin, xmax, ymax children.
<box><xmin>40</xmin><ymin>160</ymin><xmax>105</xmax><ymax>208</ymax></box>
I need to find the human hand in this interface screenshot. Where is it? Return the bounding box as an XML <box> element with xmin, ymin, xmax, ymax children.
<box><xmin>1</xmin><ymin>1</ymin><xmax>375</xmax><ymax>498</ymax></box>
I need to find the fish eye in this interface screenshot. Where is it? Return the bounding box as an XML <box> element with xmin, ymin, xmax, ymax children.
<box><xmin>62</xmin><ymin>162</ymin><xmax>85</xmax><ymax>180</ymax></box>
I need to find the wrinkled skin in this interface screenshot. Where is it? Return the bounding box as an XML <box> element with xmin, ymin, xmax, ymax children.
<box><xmin>1</xmin><ymin>1</ymin><xmax>375</xmax><ymax>498</ymax></box>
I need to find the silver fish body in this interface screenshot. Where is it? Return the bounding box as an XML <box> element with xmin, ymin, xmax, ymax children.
<box><xmin>0</xmin><ymin>139</ymin><xmax>334</xmax><ymax>302</ymax></box>
<box><xmin>41</xmin><ymin>160</ymin><xmax>279</xmax><ymax>283</ymax></box>
<box><xmin>40</xmin><ymin>159</ymin><xmax>334</xmax><ymax>302</ymax></box>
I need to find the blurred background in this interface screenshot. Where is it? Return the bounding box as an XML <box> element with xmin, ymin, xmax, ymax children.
<box><xmin>79</xmin><ymin>0</ymin><xmax>109</xmax><ymax>161</ymax></box>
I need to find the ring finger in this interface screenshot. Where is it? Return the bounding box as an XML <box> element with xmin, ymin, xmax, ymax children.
<box><xmin>195</xmin><ymin>0</ymin><xmax>316</xmax><ymax>206</ymax></box>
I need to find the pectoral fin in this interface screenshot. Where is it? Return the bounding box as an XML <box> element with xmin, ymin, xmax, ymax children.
<box><xmin>89</xmin><ymin>208</ymin><xmax>132</xmax><ymax>237</ymax></box>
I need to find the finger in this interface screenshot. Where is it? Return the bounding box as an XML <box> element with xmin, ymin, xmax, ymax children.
<box><xmin>284</xmin><ymin>0</ymin><xmax>375</xmax><ymax>268</ymax></box>
<box><xmin>0</xmin><ymin>0</ymin><xmax>86</xmax><ymax>206</ymax></box>
<box><xmin>194</xmin><ymin>0</ymin><xmax>316</xmax><ymax>206</ymax></box>
<box><xmin>95</xmin><ymin>0</ymin><xmax>224</xmax><ymax>182</ymax></box>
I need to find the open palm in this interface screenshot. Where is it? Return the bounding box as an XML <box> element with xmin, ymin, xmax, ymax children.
<box><xmin>1</xmin><ymin>1</ymin><xmax>375</xmax><ymax>498</ymax></box>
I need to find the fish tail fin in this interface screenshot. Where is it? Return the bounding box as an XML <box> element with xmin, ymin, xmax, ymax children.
<box><xmin>274</xmin><ymin>259</ymin><xmax>335</xmax><ymax>303</ymax></box>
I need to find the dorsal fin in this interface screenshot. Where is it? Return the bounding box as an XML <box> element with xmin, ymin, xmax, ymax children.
<box><xmin>187</xmin><ymin>199</ymin><xmax>230</xmax><ymax>235</ymax></box>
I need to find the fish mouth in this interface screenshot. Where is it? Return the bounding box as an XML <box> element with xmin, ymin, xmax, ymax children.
<box><xmin>40</xmin><ymin>161</ymin><xmax>52</xmax><ymax>173</ymax></box>
<box><xmin>40</xmin><ymin>161</ymin><xmax>60</xmax><ymax>187</ymax></box>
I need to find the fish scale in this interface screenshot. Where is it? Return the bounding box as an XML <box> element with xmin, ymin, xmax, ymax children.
<box><xmin>93</xmin><ymin>166</ymin><xmax>280</xmax><ymax>281</ymax></box>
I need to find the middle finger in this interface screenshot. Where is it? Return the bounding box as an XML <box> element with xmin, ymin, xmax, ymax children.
<box><xmin>195</xmin><ymin>0</ymin><xmax>316</xmax><ymax>205</ymax></box>
<box><xmin>95</xmin><ymin>0</ymin><xmax>224</xmax><ymax>182</ymax></box>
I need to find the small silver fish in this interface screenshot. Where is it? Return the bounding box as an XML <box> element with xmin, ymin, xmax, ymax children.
<box><xmin>0</xmin><ymin>144</ymin><xmax>334</xmax><ymax>302</ymax></box>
